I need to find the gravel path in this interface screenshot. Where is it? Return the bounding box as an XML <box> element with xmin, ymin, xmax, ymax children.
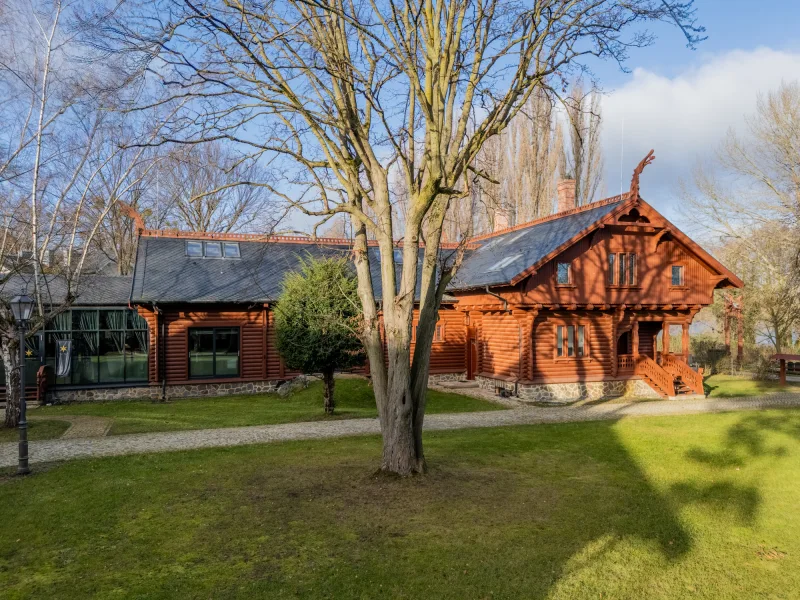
<box><xmin>3</xmin><ymin>394</ymin><xmax>800</xmax><ymax>468</ymax></box>
<box><xmin>28</xmin><ymin>415</ymin><xmax>113</xmax><ymax>439</ymax></box>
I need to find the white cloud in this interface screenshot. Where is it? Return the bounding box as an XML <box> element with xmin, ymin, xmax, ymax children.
<box><xmin>601</xmin><ymin>48</ymin><xmax>800</xmax><ymax>219</ymax></box>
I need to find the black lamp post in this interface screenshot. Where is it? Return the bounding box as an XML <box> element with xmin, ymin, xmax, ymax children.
<box><xmin>10</xmin><ymin>294</ymin><xmax>34</xmax><ymax>475</ymax></box>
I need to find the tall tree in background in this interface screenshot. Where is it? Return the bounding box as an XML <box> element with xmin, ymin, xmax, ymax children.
<box><xmin>686</xmin><ymin>81</ymin><xmax>800</xmax><ymax>353</ymax></box>
<box><xmin>561</xmin><ymin>82</ymin><xmax>604</xmax><ymax>206</ymax></box>
<box><xmin>0</xmin><ymin>0</ymin><xmax>174</xmax><ymax>426</ymax></box>
<box><xmin>112</xmin><ymin>0</ymin><xmax>705</xmax><ymax>475</ymax></box>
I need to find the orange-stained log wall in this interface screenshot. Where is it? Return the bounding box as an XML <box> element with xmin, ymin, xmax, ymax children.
<box><xmin>136</xmin><ymin>304</ymin><xmax>468</xmax><ymax>386</ymax></box>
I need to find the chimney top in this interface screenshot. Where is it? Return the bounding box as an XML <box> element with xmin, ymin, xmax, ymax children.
<box><xmin>557</xmin><ymin>179</ymin><xmax>576</xmax><ymax>213</ymax></box>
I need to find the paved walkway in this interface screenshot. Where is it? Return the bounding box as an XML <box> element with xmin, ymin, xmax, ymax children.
<box><xmin>3</xmin><ymin>394</ymin><xmax>800</xmax><ymax>468</ymax></box>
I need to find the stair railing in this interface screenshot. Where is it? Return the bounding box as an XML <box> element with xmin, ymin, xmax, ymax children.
<box><xmin>634</xmin><ymin>355</ymin><xmax>675</xmax><ymax>396</ymax></box>
<box><xmin>661</xmin><ymin>354</ymin><xmax>704</xmax><ymax>395</ymax></box>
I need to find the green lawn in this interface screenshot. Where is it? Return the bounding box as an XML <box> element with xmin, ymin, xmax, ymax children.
<box><xmin>704</xmin><ymin>373</ymin><xmax>800</xmax><ymax>398</ymax></box>
<box><xmin>0</xmin><ymin>419</ymin><xmax>70</xmax><ymax>443</ymax></box>
<box><xmin>34</xmin><ymin>378</ymin><xmax>503</xmax><ymax>436</ymax></box>
<box><xmin>2</xmin><ymin>409</ymin><xmax>800</xmax><ymax>598</ymax></box>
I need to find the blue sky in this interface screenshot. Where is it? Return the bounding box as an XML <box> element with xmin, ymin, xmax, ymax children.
<box><xmin>593</xmin><ymin>1</ymin><xmax>800</xmax><ymax>229</ymax></box>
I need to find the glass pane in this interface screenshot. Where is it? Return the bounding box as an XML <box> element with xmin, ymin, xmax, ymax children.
<box><xmin>672</xmin><ymin>266</ymin><xmax>683</xmax><ymax>286</ymax></box>
<box><xmin>72</xmin><ymin>332</ymin><xmax>99</xmax><ymax>385</ymax></box>
<box><xmin>127</xmin><ymin>309</ymin><xmax>148</xmax><ymax>331</ymax></box>
<box><xmin>204</xmin><ymin>241</ymin><xmax>222</xmax><ymax>258</ymax></box>
<box><xmin>618</xmin><ymin>254</ymin><xmax>627</xmax><ymax>286</ymax></box>
<box><xmin>189</xmin><ymin>329</ymin><xmax>215</xmax><ymax>377</ymax></box>
<box><xmin>215</xmin><ymin>328</ymin><xmax>239</xmax><ymax>376</ymax></box>
<box><xmin>100</xmin><ymin>309</ymin><xmax>126</xmax><ymax>330</ymax></box>
<box><xmin>223</xmin><ymin>242</ymin><xmax>240</xmax><ymax>258</ymax></box>
<box><xmin>72</xmin><ymin>309</ymin><xmax>99</xmax><ymax>331</ymax></box>
<box><xmin>47</xmin><ymin>333</ymin><xmax>71</xmax><ymax>385</ymax></box>
<box><xmin>577</xmin><ymin>326</ymin><xmax>585</xmax><ymax>357</ymax></box>
<box><xmin>608</xmin><ymin>254</ymin><xmax>615</xmax><ymax>284</ymax></box>
<box><xmin>557</xmin><ymin>263</ymin><xmax>570</xmax><ymax>284</ymax></box>
<box><xmin>628</xmin><ymin>254</ymin><xmax>636</xmax><ymax>285</ymax></box>
<box><xmin>186</xmin><ymin>241</ymin><xmax>203</xmax><ymax>257</ymax></box>
<box><xmin>125</xmin><ymin>331</ymin><xmax>149</xmax><ymax>381</ymax></box>
<box><xmin>556</xmin><ymin>325</ymin><xmax>563</xmax><ymax>357</ymax></box>
<box><xmin>567</xmin><ymin>326</ymin><xmax>575</xmax><ymax>357</ymax></box>
<box><xmin>99</xmin><ymin>331</ymin><xmax>126</xmax><ymax>383</ymax></box>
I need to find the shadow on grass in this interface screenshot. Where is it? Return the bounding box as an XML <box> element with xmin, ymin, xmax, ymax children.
<box><xmin>0</xmin><ymin>413</ymin><xmax>781</xmax><ymax>598</ymax></box>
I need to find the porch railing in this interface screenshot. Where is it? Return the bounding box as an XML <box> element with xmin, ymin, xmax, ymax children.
<box><xmin>617</xmin><ymin>354</ymin><xmax>635</xmax><ymax>372</ymax></box>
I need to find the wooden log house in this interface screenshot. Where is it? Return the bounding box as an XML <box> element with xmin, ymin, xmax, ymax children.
<box><xmin>5</xmin><ymin>156</ymin><xmax>743</xmax><ymax>404</ymax></box>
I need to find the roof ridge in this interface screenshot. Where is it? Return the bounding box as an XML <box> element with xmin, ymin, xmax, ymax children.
<box><xmin>468</xmin><ymin>194</ymin><xmax>628</xmax><ymax>243</ymax></box>
<box><xmin>139</xmin><ymin>229</ymin><xmax>465</xmax><ymax>249</ymax></box>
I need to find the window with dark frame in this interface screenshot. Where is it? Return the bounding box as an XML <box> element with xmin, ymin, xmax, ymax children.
<box><xmin>40</xmin><ymin>308</ymin><xmax>150</xmax><ymax>386</ymax></box>
<box><xmin>223</xmin><ymin>242</ymin><xmax>241</xmax><ymax>258</ymax></box>
<box><xmin>608</xmin><ymin>253</ymin><xmax>616</xmax><ymax>284</ymax></box>
<box><xmin>556</xmin><ymin>324</ymin><xmax>586</xmax><ymax>359</ymax></box>
<box><xmin>610</xmin><ymin>252</ymin><xmax>637</xmax><ymax>286</ymax></box>
<box><xmin>556</xmin><ymin>262</ymin><xmax>571</xmax><ymax>285</ymax></box>
<box><xmin>188</xmin><ymin>327</ymin><xmax>240</xmax><ymax>378</ymax></box>
<box><xmin>671</xmin><ymin>265</ymin><xmax>685</xmax><ymax>286</ymax></box>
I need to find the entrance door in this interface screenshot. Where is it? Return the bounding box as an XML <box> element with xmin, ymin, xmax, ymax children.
<box><xmin>466</xmin><ymin>326</ymin><xmax>478</xmax><ymax>380</ymax></box>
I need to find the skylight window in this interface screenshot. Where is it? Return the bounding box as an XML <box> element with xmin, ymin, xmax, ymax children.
<box><xmin>393</xmin><ymin>248</ymin><xmax>403</xmax><ymax>264</ymax></box>
<box><xmin>204</xmin><ymin>241</ymin><xmax>222</xmax><ymax>258</ymax></box>
<box><xmin>186</xmin><ymin>241</ymin><xmax>203</xmax><ymax>257</ymax></box>
<box><xmin>223</xmin><ymin>242</ymin><xmax>241</xmax><ymax>258</ymax></box>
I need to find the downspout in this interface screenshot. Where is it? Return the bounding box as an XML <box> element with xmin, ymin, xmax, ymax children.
<box><xmin>153</xmin><ymin>302</ymin><xmax>165</xmax><ymax>402</ymax></box>
<box><xmin>485</xmin><ymin>285</ymin><xmax>508</xmax><ymax>312</ymax></box>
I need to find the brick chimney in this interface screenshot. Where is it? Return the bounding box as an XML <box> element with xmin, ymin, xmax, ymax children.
<box><xmin>493</xmin><ymin>209</ymin><xmax>510</xmax><ymax>232</ymax></box>
<box><xmin>556</xmin><ymin>179</ymin><xmax>577</xmax><ymax>213</ymax></box>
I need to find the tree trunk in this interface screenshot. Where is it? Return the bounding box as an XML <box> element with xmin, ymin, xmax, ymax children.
<box><xmin>322</xmin><ymin>368</ymin><xmax>335</xmax><ymax>415</ymax></box>
<box><xmin>3</xmin><ymin>337</ymin><xmax>21</xmax><ymax>428</ymax></box>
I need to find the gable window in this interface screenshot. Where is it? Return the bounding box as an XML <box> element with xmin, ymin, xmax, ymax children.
<box><xmin>186</xmin><ymin>241</ymin><xmax>203</xmax><ymax>257</ymax></box>
<box><xmin>609</xmin><ymin>252</ymin><xmax>637</xmax><ymax>286</ymax></box>
<box><xmin>608</xmin><ymin>253</ymin><xmax>615</xmax><ymax>285</ymax></box>
<box><xmin>556</xmin><ymin>324</ymin><xmax>586</xmax><ymax>358</ymax></box>
<box><xmin>556</xmin><ymin>262</ymin><xmax>571</xmax><ymax>285</ymax></box>
<box><xmin>671</xmin><ymin>265</ymin><xmax>685</xmax><ymax>286</ymax></box>
<box><xmin>204</xmin><ymin>241</ymin><xmax>223</xmax><ymax>258</ymax></box>
<box><xmin>189</xmin><ymin>327</ymin><xmax>240</xmax><ymax>378</ymax></box>
<box><xmin>223</xmin><ymin>242</ymin><xmax>241</xmax><ymax>258</ymax></box>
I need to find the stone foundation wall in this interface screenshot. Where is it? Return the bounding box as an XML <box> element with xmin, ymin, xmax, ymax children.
<box><xmin>48</xmin><ymin>380</ymin><xmax>282</xmax><ymax>403</ymax></box>
<box><xmin>427</xmin><ymin>372</ymin><xmax>466</xmax><ymax>385</ymax></box>
<box><xmin>475</xmin><ymin>376</ymin><xmax>661</xmax><ymax>404</ymax></box>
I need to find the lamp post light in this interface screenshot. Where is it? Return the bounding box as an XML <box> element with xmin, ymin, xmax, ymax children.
<box><xmin>10</xmin><ymin>294</ymin><xmax>34</xmax><ymax>475</ymax></box>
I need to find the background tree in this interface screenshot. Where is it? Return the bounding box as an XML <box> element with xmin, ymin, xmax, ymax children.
<box><xmin>561</xmin><ymin>82</ymin><xmax>604</xmax><ymax>206</ymax></box>
<box><xmin>685</xmin><ymin>81</ymin><xmax>800</xmax><ymax>355</ymax></box>
<box><xmin>274</xmin><ymin>257</ymin><xmax>365</xmax><ymax>414</ymax></box>
<box><xmin>111</xmin><ymin>0</ymin><xmax>705</xmax><ymax>474</ymax></box>
<box><xmin>0</xmin><ymin>0</ymin><xmax>175</xmax><ymax>427</ymax></box>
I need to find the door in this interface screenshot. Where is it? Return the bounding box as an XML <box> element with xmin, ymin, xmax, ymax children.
<box><xmin>466</xmin><ymin>326</ymin><xmax>478</xmax><ymax>380</ymax></box>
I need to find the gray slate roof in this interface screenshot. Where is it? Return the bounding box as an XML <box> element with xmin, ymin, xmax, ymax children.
<box><xmin>130</xmin><ymin>200</ymin><xmax>622</xmax><ymax>304</ymax></box>
<box><xmin>0</xmin><ymin>274</ymin><xmax>133</xmax><ymax>306</ymax></box>
<box><xmin>449</xmin><ymin>200</ymin><xmax>622</xmax><ymax>290</ymax></box>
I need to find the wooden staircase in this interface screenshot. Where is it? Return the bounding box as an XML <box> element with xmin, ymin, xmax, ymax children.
<box><xmin>623</xmin><ymin>354</ymin><xmax>704</xmax><ymax>398</ymax></box>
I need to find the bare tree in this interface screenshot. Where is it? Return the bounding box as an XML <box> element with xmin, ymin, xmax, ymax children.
<box><xmin>685</xmin><ymin>81</ymin><xmax>800</xmax><ymax>353</ymax></box>
<box><xmin>112</xmin><ymin>0</ymin><xmax>705</xmax><ymax>474</ymax></box>
<box><xmin>0</xmin><ymin>0</ymin><xmax>176</xmax><ymax>427</ymax></box>
<box><xmin>561</xmin><ymin>81</ymin><xmax>604</xmax><ymax>206</ymax></box>
<box><xmin>161</xmin><ymin>142</ymin><xmax>274</xmax><ymax>233</ymax></box>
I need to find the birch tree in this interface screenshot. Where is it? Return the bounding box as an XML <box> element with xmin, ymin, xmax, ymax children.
<box><xmin>0</xmin><ymin>0</ymin><xmax>175</xmax><ymax>427</ymax></box>
<box><xmin>113</xmin><ymin>0</ymin><xmax>705</xmax><ymax>474</ymax></box>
